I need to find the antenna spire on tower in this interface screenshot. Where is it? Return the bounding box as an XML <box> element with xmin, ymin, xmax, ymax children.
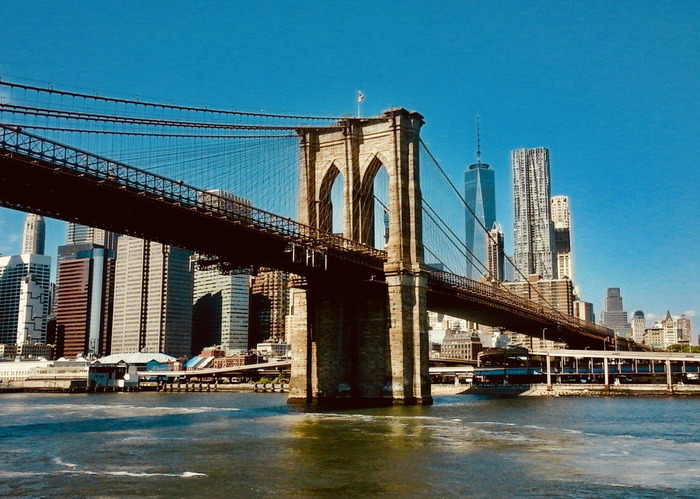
<box><xmin>476</xmin><ymin>114</ymin><xmax>482</xmax><ymax>165</ymax></box>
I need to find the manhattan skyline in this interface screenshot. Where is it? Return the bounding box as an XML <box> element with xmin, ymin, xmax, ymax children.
<box><xmin>0</xmin><ymin>1</ymin><xmax>697</xmax><ymax>330</ymax></box>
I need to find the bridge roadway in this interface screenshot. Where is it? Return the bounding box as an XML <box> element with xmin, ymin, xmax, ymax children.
<box><xmin>0</xmin><ymin>126</ymin><xmax>614</xmax><ymax>348</ymax></box>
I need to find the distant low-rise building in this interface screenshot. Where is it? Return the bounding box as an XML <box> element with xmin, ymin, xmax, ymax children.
<box><xmin>257</xmin><ymin>341</ymin><xmax>290</xmax><ymax>360</ymax></box>
<box><xmin>0</xmin><ymin>358</ymin><xmax>89</xmax><ymax>391</ymax></box>
<box><xmin>212</xmin><ymin>352</ymin><xmax>262</xmax><ymax>369</ymax></box>
<box><xmin>643</xmin><ymin>325</ymin><xmax>664</xmax><ymax>349</ymax></box>
<box><xmin>0</xmin><ymin>358</ymin><xmax>52</xmax><ymax>383</ymax></box>
<box><xmin>17</xmin><ymin>343</ymin><xmax>53</xmax><ymax>359</ymax></box>
<box><xmin>0</xmin><ymin>344</ymin><xmax>17</xmax><ymax>358</ymax></box>
<box><xmin>96</xmin><ymin>352</ymin><xmax>178</xmax><ymax>372</ymax></box>
<box><xmin>441</xmin><ymin>330</ymin><xmax>483</xmax><ymax>361</ymax></box>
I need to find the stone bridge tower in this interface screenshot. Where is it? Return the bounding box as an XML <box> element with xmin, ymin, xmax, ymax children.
<box><xmin>288</xmin><ymin>108</ymin><xmax>432</xmax><ymax>406</ymax></box>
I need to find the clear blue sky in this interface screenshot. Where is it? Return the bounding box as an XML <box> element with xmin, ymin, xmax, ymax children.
<box><xmin>1</xmin><ymin>1</ymin><xmax>698</xmax><ymax>330</ymax></box>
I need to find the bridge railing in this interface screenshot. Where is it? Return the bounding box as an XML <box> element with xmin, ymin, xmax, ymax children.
<box><xmin>428</xmin><ymin>269</ymin><xmax>612</xmax><ymax>337</ymax></box>
<box><xmin>0</xmin><ymin>125</ymin><xmax>386</xmax><ymax>265</ymax></box>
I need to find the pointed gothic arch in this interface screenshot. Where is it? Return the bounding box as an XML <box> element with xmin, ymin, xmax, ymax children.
<box><xmin>358</xmin><ymin>154</ymin><xmax>390</xmax><ymax>248</ymax></box>
<box><xmin>318</xmin><ymin>163</ymin><xmax>343</xmax><ymax>234</ymax></box>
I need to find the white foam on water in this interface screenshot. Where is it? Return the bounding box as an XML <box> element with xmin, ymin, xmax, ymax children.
<box><xmin>0</xmin><ymin>470</ymin><xmax>49</xmax><ymax>478</ymax></box>
<box><xmin>57</xmin><ymin>468</ymin><xmax>207</xmax><ymax>478</ymax></box>
<box><xmin>16</xmin><ymin>402</ymin><xmax>242</xmax><ymax>418</ymax></box>
<box><xmin>53</xmin><ymin>456</ymin><xmax>206</xmax><ymax>478</ymax></box>
<box><xmin>54</xmin><ymin>457</ymin><xmax>78</xmax><ymax>468</ymax></box>
<box><xmin>182</xmin><ymin>471</ymin><xmax>208</xmax><ymax>477</ymax></box>
<box><xmin>599</xmin><ymin>450</ymin><xmax>630</xmax><ymax>457</ymax></box>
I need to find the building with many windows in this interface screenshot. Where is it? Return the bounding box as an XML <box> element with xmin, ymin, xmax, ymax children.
<box><xmin>464</xmin><ymin>123</ymin><xmax>496</xmax><ymax>280</ymax></box>
<box><xmin>503</xmin><ymin>275</ymin><xmax>574</xmax><ymax>316</ymax></box>
<box><xmin>54</xmin><ymin>243</ymin><xmax>115</xmax><ymax>358</ymax></box>
<box><xmin>550</xmin><ymin>195</ymin><xmax>573</xmax><ymax>280</ymax></box>
<box><xmin>511</xmin><ymin>147</ymin><xmax>556</xmax><ymax>280</ymax></box>
<box><xmin>110</xmin><ymin>236</ymin><xmax>193</xmax><ymax>358</ymax></box>
<box><xmin>661</xmin><ymin>311</ymin><xmax>677</xmax><ymax>348</ymax></box>
<box><xmin>677</xmin><ymin>314</ymin><xmax>692</xmax><ymax>345</ymax></box>
<box><xmin>574</xmin><ymin>300</ymin><xmax>595</xmax><ymax>324</ymax></box>
<box><xmin>643</xmin><ymin>325</ymin><xmax>664</xmax><ymax>349</ymax></box>
<box><xmin>192</xmin><ymin>260</ymin><xmax>251</xmax><ymax>355</ymax></box>
<box><xmin>16</xmin><ymin>273</ymin><xmax>45</xmax><ymax>345</ymax></box>
<box><xmin>631</xmin><ymin>310</ymin><xmax>646</xmax><ymax>344</ymax></box>
<box><xmin>441</xmin><ymin>329</ymin><xmax>483</xmax><ymax>361</ymax></box>
<box><xmin>600</xmin><ymin>288</ymin><xmax>631</xmax><ymax>334</ymax></box>
<box><xmin>486</xmin><ymin>223</ymin><xmax>505</xmax><ymax>282</ymax></box>
<box><xmin>0</xmin><ymin>254</ymin><xmax>51</xmax><ymax>345</ymax></box>
<box><xmin>66</xmin><ymin>223</ymin><xmax>118</xmax><ymax>252</ymax></box>
<box><xmin>21</xmin><ymin>214</ymin><xmax>45</xmax><ymax>256</ymax></box>
<box><xmin>250</xmin><ymin>270</ymin><xmax>289</xmax><ymax>347</ymax></box>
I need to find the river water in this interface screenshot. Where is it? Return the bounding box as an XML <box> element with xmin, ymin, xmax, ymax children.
<box><xmin>1</xmin><ymin>392</ymin><xmax>699</xmax><ymax>498</ymax></box>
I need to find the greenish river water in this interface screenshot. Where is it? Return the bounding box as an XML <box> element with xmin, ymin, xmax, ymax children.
<box><xmin>1</xmin><ymin>392</ymin><xmax>699</xmax><ymax>497</ymax></box>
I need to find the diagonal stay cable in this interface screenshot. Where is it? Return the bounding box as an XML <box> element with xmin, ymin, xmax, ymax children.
<box><xmin>422</xmin><ymin>198</ymin><xmax>490</xmax><ymax>278</ymax></box>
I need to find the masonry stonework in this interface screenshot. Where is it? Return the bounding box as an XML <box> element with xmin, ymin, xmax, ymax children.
<box><xmin>288</xmin><ymin>109</ymin><xmax>432</xmax><ymax>406</ymax></box>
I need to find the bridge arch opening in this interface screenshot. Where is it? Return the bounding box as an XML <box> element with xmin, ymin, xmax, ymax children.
<box><xmin>359</xmin><ymin>156</ymin><xmax>389</xmax><ymax>249</ymax></box>
<box><xmin>319</xmin><ymin>164</ymin><xmax>345</xmax><ymax>236</ymax></box>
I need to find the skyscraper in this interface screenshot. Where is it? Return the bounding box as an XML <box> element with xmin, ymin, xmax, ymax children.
<box><xmin>503</xmin><ymin>275</ymin><xmax>574</xmax><ymax>316</ymax></box>
<box><xmin>550</xmin><ymin>195</ymin><xmax>573</xmax><ymax>280</ymax></box>
<box><xmin>110</xmin><ymin>236</ymin><xmax>193</xmax><ymax>358</ymax></box>
<box><xmin>16</xmin><ymin>274</ymin><xmax>45</xmax><ymax>345</ymax></box>
<box><xmin>677</xmin><ymin>314</ymin><xmax>692</xmax><ymax>345</ymax></box>
<box><xmin>486</xmin><ymin>222</ymin><xmax>505</xmax><ymax>282</ymax></box>
<box><xmin>54</xmin><ymin>243</ymin><xmax>115</xmax><ymax>358</ymax></box>
<box><xmin>574</xmin><ymin>300</ymin><xmax>595</xmax><ymax>323</ymax></box>
<box><xmin>661</xmin><ymin>311</ymin><xmax>677</xmax><ymax>348</ymax></box>
<box><xmin>66</xmin><ymin>223</ymin><xmax>118</xmax><ymax>252</ymax></box>
<box><xmin>631</xmin><ymin>310</ymin><xmax>646</xmax><ymax>344</ymax></box>
<box><xmin>0</xmin><ymin>254</ymin><xmax>51</xmax><ymax>345</ymax></box>
<box><xmin>600</xmin><ymin>287</ymin><xmax>631</xmax><ymax>334</ymax></box>
<box><xmin>464</xmin><ymin>119</ymin><xmax>496</xmax><ymax>280</ymax></box>
<box><xmin>512</xmin><ymin>147</ymin><xmax>556</xmax><ymax>280</ymax></box>
<box><xmin>22</xmin><ymin>214</ymin><xmax>45</xmax><ymax>255</ymax></box>
<box><xmin>192</xmin><ymin>262</ymin><xmax>251</xmax><ymax>354</ymax></box>
<box><xmin>250</xmin><ymin>270</ymin><xmax>289</xmax><ymax>347</ymax></box>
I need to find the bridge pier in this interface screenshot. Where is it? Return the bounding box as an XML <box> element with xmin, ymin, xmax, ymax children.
<box><xmin>288</xmin><ymin>277</ymin><xmax>394</xmax><ymax>405</ymax></box>
<box><xmin>288</xmin><ymin>274</ymin><xmax>431</xmax><ymax>406</ymax></box>
<box><xmin>385</xmin><ymin>270</ymin><xmax>431</xmax><ymax>404</ymax></box>
<box><xmin>289</xmin><ymin>108</ymin><xmax>431</xmax><ymax>406</ymax></box>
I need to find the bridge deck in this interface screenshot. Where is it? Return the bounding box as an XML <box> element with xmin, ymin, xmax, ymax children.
<box><xmin>0</xmin><ymin>126</ymin><xmax>614</xmax><ymax>347</ymax></box>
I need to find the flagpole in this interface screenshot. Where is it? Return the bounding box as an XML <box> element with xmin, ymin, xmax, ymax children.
<box><xmin>357</xmin><ymin>91</ymin><xmax>364</xmax><ymax>118</ymax></box>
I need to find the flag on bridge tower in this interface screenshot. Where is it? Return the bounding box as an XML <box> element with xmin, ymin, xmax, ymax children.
<box><xmin>357</xmin><ymin>91</ymin><xmax>364</xmax><ymax>118</ymax></box>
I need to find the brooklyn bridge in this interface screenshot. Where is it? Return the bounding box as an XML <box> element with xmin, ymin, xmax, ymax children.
<box><xmin>0</xmin><ymin>80</ymin><xmax>617</xmax><ymax>405</ymax></box>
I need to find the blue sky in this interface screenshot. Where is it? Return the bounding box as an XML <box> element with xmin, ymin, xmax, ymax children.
<box><xmin>1</xmin><ymin>1</ymin><xmax>698</xmax><ymax>330</ymax></box>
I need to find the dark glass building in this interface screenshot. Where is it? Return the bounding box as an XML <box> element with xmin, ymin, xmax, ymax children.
<box><xmin>464</xmin><ymin>124</ymin><xmax>496</xmax><ymax>280</ymax></box>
